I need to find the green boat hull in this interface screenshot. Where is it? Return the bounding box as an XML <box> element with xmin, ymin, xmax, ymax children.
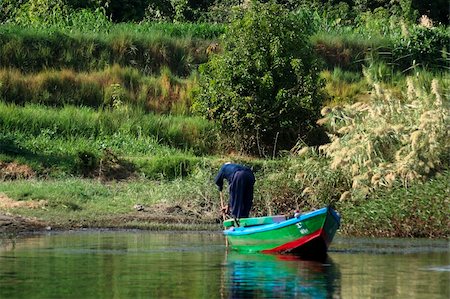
<box><xmin>223</xmin><ymin>206</ymin><xmax>340</xmax><ymax>258</ymax></box>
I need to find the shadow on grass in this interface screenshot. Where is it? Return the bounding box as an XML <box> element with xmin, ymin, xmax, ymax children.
<box><xmin>0</xmin><ymin>135</ymin><xmax>139</xmax><ymax>179</ymax></box>
<box><xmin>0</xmin><ymin>135</ymin><xmax>77</xmax><ymax>174</ymax></box>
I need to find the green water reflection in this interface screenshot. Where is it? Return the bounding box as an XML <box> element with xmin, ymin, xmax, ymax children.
<box><xmin>225</xmin><ymin>252</ymin><xmax>340</xmax><ymax>298</ymax></box>
<box><xmin>0</xmin><ymin>231</ymin><xmax>448</xmax><ymax>299</ymax></box>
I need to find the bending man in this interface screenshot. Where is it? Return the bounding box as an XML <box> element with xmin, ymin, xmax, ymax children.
<box><xmin>214</xmin><ymin>163</ymin><xmax>255</xmax><ymax>219</ymax></box>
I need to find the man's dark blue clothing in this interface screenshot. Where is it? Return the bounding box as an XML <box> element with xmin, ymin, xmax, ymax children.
<box><xmin>215</xmin><ymin>163</ymin><xmax>255</xmax><ymax>218</ymax></box>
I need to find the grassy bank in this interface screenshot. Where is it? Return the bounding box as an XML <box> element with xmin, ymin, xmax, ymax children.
<box><xmin>337</xmin><ymin>171</ymin><xmax>450</xmax><ymax>238</ymax></box>
<box><xmin>0</xmin><ymin>169</ymin><xmax>448</xmax><ymax>237</ymax></box>
<box><xmin>0</xmin><ymin>102</ymin><xmax>218</xmax><ymax>179</ymax></box>
<box><xmin>0</xmin><ymin>65</ymin><xmax>448</xmax><ymax>239</ymax></box>
<box><xmin>0</xmin><ymin>102</ymin><xmax>217</xmax><ymax>152</ymax></box>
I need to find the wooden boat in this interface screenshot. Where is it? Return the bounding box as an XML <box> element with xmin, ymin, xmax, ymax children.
<box><xmin>223</xmin><ymin>206</ymin><xmax>340</xmax><ymax>259</ymax></box>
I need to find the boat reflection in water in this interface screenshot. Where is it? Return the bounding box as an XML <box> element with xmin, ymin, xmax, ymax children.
<box><xmin>223</xmin><ymin>251</ymin><xmax>341</xmax><ymax>299</ymax></box>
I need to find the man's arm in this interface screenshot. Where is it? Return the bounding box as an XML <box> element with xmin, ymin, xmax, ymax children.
<box><xmin>214</xmin><ymin>167</ymin><xmax>224</xmax><ymax>191</ymax></box>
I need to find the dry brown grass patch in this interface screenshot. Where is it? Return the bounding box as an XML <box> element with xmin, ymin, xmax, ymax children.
<box><xmin>0</xmin><ymin>162</ymin><xmax>35</xmax><ymax>180</ymax></box>
<box><xmin>0</xmin><ymin>193</ymin><xmax>47</xmax><ymax>209</ymax></box>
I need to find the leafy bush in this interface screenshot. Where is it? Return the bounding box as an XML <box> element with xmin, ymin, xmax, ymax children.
<box><xmin>355</xmin><ymin>7</ymin><xmax>403</xmax><ymax>38</ymax></box>
<box><xmin>105</xmin><ymin>0</ymin><xmax>212</xmax><ymax>23</ymax></box>
<box><xmin>198</xmin><ymin>0</ymin><xmax>243</xmax><ymax>23</ymax></box>
<box><xmin>67</xmin><ymin>7</ymin><xmax>112</xmax><ymax>32</ymax></box>
<box><xmin>194</xmin><ymin>2</ymin><xmax>323</xmax><ymax>155</ymax></box>
<box><xmin>13</xmin><ymin>0</ymin><xmax>72</xmax><ymax>28</ymax></box>
<box><xmin>392</xmin><ymin>25</ymin><xmax>449</xmax><ymax>71</ymax></box>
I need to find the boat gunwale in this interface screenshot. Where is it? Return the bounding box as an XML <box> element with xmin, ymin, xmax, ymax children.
<box><xmin>224</xmin><ymin>207</ymin><xmax>338</xmax><ymax>236</ymax></box>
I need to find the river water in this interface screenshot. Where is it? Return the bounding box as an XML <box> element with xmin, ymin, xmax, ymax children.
<box><xmin>0</xmin><ymin>231</ymin><xmax>448</xmax><ymax>298</ymax></box>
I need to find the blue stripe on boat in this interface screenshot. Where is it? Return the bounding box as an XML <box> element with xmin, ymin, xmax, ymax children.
<box><xmin>224</xmin><ymin>207</ymin><xmax>331</xmax><ymax>236</ymax></box>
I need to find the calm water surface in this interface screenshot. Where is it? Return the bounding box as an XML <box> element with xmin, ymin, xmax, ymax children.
<box><xmin>0</xmin><ymin>231</ymin><xmax>448</xmax><ymax>298</ymax></box>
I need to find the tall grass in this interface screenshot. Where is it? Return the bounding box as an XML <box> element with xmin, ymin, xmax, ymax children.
<box><xmin>0</xmin><ymin>25</ymin><xmax>213</xmax><ymax>76</ymax></box>
<box><xmin>4</xmin><ymin>4</ymin><xmax>225</xmax><ymax>39</ymax></box>
<box><xmin>0</xmin><ymin>101</ymin><xmax>219</xmax><ymax>178</ymax></box>
<box><xmin>314</xmin><ymin>73</ymin><xmax>449</xmax><ymax>200</ymax></box>
<box><xmin>0</xmin><ymin>102</ymin><xmax>218</xmax><ymax>155</ymax></box>
<box><xmin>312</xmin><ymin>32</ymin><xmax>391</xmax><ymax>71</ymax></box>
<box><xmin>0</xmin><ymin>66</ymin><xmax>196</xmax><ymax>113</ymax></box>
<box><xmin>337</xmin><ymin>170</ymin><xmax>450</xmax><ymax>238</ymax></box>
<box><xmin>312</xmin><ymin>21</ymin><xmax>449</xmax><ymax>73</ymax></box>
<box><xmin>321</xmin><ymin>68</ymin><xmax>369</xmax><ymax>105</ymax></box>
<box><xmin>254</xmin><ymin>71</ymin><xmax>449</xmax><ymax>222</ymax></box>
<box><xmin>111</xmin><ymin>22</ymin><xmax>225</xmax><ymax>39</ymax></box>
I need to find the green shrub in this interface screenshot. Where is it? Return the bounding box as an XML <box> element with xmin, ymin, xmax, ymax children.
<box><xmin>355</xmin><ymin>7</ymin><xmax>403</xmax><ymax>38</ymax></box>
<box><xmin>392</xmin><ymin>25</ymin><xmax>449</xmax><ymax>71</ymax></box>
<box><xmin>13</xmin><ymin>0</ymin><xmax>71</xmax><ymax>28</ymax></box>
<box><xmin>194</xmin><ymin>2</ymin><xmax>323</xmax><ymax>155</ymax></box>
<box><xmin>68</xmin><ymin>8</ymin><xmax>112</xmax><ymax>32</ymax></box>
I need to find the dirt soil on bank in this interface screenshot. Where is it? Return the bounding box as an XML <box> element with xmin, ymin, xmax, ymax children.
<box><xmin>0</xmin><ymin>194</ymin><xmax>48</xmax><ymax>234</ymax></box>
<box><xmin>0</xmin><ymin>210</ymin><xmax>220</xmax><ymax>235</ymax></box>
<box><xmin>0</xmin><ymin>213</ymin><xmax>48</xmax><ymax>234</ymax></box>
<box><xmin>0</xmin><ymin>162</ymin><xmax>35</xmax><ymax>180</ymax></box>
<box><xmin>0</xmin><ymin>195</ymin><xmax>220</xmax><ymax>235</ymax></box>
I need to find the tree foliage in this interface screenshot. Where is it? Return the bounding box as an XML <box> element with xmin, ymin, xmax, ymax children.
<box><xmin>194</xmin><ymin>1</ymin><xmax>324</xmax><ymax>155</ymax></box>
<box><xmin>1</xmin><ymin>0</ymin><xmax>448</xmax><ymax>24</ymax></box>
<box><xmin>12</xmin><ymin>0</ymin><xmax>71</xmax><ymax>27</ymax></box>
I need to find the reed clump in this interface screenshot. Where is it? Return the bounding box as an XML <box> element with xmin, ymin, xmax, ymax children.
<box><xmin>259</xmin><ymin>74</ymin><xmax>449</xmax><ymax>234</ymax></box>
<box><xmin>315</xmin><ymin>75</ymin><xmax>449</xmax><ymax>200</ymax></box>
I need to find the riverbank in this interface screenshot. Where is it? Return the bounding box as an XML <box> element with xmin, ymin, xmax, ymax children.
<box><xmin>1</xmin><ymin>170</ymin><xmax>448</xmax><ymax>238</ymax></box>
<box><xmin>0</xmin><ymin>211</ymin><xmax>219</xmax><ymax>235</ymax></box>
<box><xmin>1</xmin><ymin>6</ymin><xmax>448</xmax><ymax>240</ymax></box>
<box><xmin>1</xmin><ymin>78</ymin><xmax>448</xmax><ymax>238</ymax></box>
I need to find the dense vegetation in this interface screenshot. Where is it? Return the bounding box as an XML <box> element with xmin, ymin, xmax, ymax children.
<box><xmin>194</xmin><ymin>3</ymin><xmax>324</xmax><ymax>153</ymax></box>
<box><xmin>0</xmin><ymin>0</ymin><xmax>448</xmax><ymax>237</ymax></box>
<box><xmin>2</xmin><ymin>0</ymin><xmax>448</xmax><ymax>24</ymax></box>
